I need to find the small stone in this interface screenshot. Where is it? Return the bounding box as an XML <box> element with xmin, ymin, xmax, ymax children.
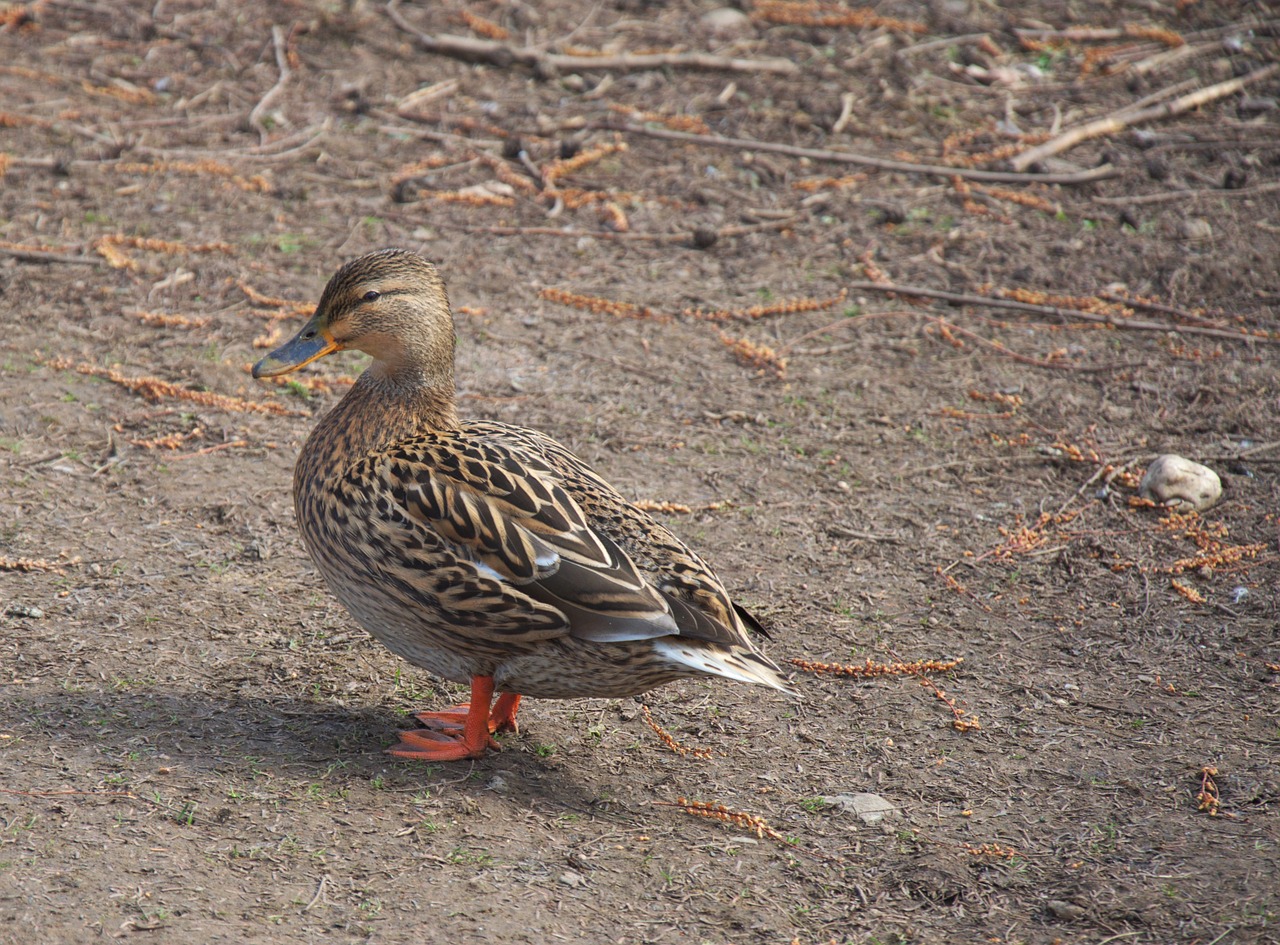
<box><xmin>821</xmin><ymin>792</ymin><xmax>900</xmax><ymax>825</ymax></box>
<box><xmin>559</xmin><ymin>869</ymin><xmax>585</xmax><ymax>888</ymax></box>
<box><xmin>4</xmin><ymin>604</ymin><xmax>44</xmax><ymax>619</ymax></box>
<box><xmin>700</xmin><ymin>7</ymin><xmax>752</xmax><ymax>37</ymax></box>
<box><xmin>1178</xmin><ymin>217</ymin><xmax>1212</xmax><ymax>241</ymax></box>
<box><xmin>1139</xmin><ymin>454</ymin><xmax>1222</xmax><ymax>511</ymax></box>
<box><xmin>1047</xmin><ymin>899</ymin><xmax>1086</xmax><ymax>921</ymax></box>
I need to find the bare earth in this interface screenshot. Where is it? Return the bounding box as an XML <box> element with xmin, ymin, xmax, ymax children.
<box><xmin>1</xmin><ymin>2</ymin><xmax>1278</xmax><ymax>943</ymax></box>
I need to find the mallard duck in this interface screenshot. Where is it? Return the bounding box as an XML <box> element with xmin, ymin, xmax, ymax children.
<box><xmin>253</xmin><ymin>249</ymin><xmax>791</xmax><ymax>761</ymax></box>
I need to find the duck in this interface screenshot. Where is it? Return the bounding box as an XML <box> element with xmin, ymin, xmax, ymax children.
<box><xmin>252</xmin><ymin>249</ymin><xmax>791</xmax><ymax>761</ymax></box>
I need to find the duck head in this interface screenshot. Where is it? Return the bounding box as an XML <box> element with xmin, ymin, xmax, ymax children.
<box><xmin>252</xmin><ymin>249</ymin><xmax>456</xmax><ymax>388</ymax></box>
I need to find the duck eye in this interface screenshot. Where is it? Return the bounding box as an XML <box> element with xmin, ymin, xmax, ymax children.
<box><xmin>362</xmin><ymin>290</ymin><xmax>381</xmax><ymax>302</ymax></box>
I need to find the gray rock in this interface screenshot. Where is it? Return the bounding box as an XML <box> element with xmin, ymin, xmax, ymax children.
<box><xmin>820</xmin><ymin>792</ymin><xmax>900</xmax><ymax>825</ymax></box>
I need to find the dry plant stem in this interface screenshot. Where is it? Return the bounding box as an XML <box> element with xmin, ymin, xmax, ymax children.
<box><xmin>655</xmin><ymin>799</ymin><xmax>834</xmax><ymax>861</ymax></box>
<box><xmin>171</xmin><ymin>440</ymin><xmax>251</xmax><ymax>461</ymax></box>
<box><xmin>639</xmin><ymin>704</ymin><xmax>712</xmax><ymax>760</ymax></box>
<box><xmin>0</xmin><ymin>245</ymin><xmax>103</xmax><ymax>266</ymax></box>
<box><xmin>846</xmin><ymin>281</ymin><xmax>1280</xmax><ymax>345</ymax></box>
<box><xmin>897</xmin><ymin>32</ymin><xmax>993</xmax><ymax>56</ymax></box>
<box><xmin>1093</xmin><ymin>180</ymin><xmax>1280</xmax><ymax>206</ymax></box>
<box><xmin>248</xmin><ymin>25</ymin><xmax>291</xmax><ymax>143</ymax></box>
<box><xmin>0</xmin><ymin>556</ymin><xmax>69</xmax><ymax>573</ymax></box>
<box><xmin>1014</xmin><ymin>27</ymin><xmax>1163</xmax><ymax>42</ymax></box>
<box><xmin>44</xmin><ymin>359</ymin><xmax>298</xmax><ymax>416</ymax></box>
<box><xmin>929</xmin><ymin>316</ymin><xmax>1082</xmax><ymax>370</ymax></box>
<box><xmin>1010</xmin><ymin>63</ymin><xmax>1280</xmax><ymax>171</ymax></box>
<box><xmin>455</xmin><ymin>217</ymin><xmax>796</xmax><ymax>241</ymax></box>
<box><xmin>599</xmin><ymin>121</ymin><xmax>1119</xmax><ymax>185</ymax></box>
<box><xmin>302</xmin><ymin>875</ymin><xmax>331</xmax><ymax>913</ymax></box>
<box><xmin>789</xmin><ymin>657</ymin><xmax>963</xmax><ymax>677</ymax></box>
<box><xmin>385</xmin><ymin>0</ymin><xmax>796</xmax><ymax>75</ymax></box>
<box><xmin>1097</xmin><ymin>292</ymin><xmax>1229</xmax><ymax>329</ymax></box>
<box><xmin>136</xmin><ymin>124</ymin><xmax>328</xmax><ymax>161</ymax></box>
<box><xmin>1197</xmin><ymin>766</ymin><xmax>1224</xmax><ymax>816</ymax></box>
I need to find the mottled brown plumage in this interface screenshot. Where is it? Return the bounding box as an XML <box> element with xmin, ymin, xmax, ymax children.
<box><xmin>253</xmin><ymin>249</ymin><xmax>790</xmax><ymax>760</ymax></box>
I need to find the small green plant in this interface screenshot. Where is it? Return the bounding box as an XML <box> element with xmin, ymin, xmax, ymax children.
<box><xmin>276</xmin><ymin>233</ymin><xmax>305</xmax><ymax>253</ymax></box>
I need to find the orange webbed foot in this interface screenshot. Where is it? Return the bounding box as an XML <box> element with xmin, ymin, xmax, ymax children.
<box><xmin>411</xmin><ymin>691</ymin><xmax>522</xmax><ymax>735</ymax></box>
<box><xmin>388</xmin><ymin>677</ymin><xmax>522</xmax><ymax>763</ymax></box>
<box><xmin>388</xmin><ymin>726</ymin><xmax>498</xmax><ymax>761</ymax></box>
<box><xmin>413</xmin><ymin>704</ymin><xmax>485</xmax><ymax>733</ymax></box>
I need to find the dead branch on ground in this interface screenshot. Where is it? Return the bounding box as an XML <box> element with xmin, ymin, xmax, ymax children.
<box><xmin>248</xmin><ymin>25</ymin><xmax>292</xmax><ymax>142</ymax></box>
<box><xmin>597</xmin><ymin>121</ymin><xmax>1118</xmax><ymax>185</ymax></box>
<box><xmin>1010</xmin><ymin>63</ymin><xmax>1280</xmax><ymax>170</ymax></box>
<box><xmin>845</xmin><ymin>281</ymin><xmax>1280</xmax><ymax>345</ymax></box>
<box><xmin>385</xmin><ymin>0</ymin><xmax>797</xmax><ymax>75</ymax></box>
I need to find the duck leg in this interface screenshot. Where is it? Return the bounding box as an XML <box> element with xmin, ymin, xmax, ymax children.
<box><xmin>411</xmin><ymin>687</ymin><xmax>522</xmax><ymax>735</ymax></box>
<box><xmin>489</xmin><ymin>693</ymin><xmax>521</xmax><ymax>733</ymax></box>
<box><xmin>388</xmin><ymin>675</ymin><xmax>503</xmax><ymax>761</ymax></box>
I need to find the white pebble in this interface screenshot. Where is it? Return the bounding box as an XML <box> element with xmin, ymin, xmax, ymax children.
<box><xmin>1139</xmin><ymin>454</ymin><xmax>1222</xmax><ymax>511</ymax></box>
<box><xmin>700</xmin><ymin>8</ymin><xmax>752</xmax><ymax>36</ymax></box>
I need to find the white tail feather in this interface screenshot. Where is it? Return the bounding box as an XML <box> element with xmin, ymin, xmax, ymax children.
<box><xmin>653</xmin><ymin>640</ymin><xmax>795</xmax><ymax>695</ymax></box>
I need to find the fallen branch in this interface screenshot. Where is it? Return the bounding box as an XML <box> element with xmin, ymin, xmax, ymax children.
<box><xmin>1097</xmin><ymin>291</ymin><xmax>1233</xmax><ymax>331</ymax></box>
<box><xmin>0</xmin><ymin>243</ymin><xmax>103</xmax><ymax>266</ymax></box>
<box><xmin>43</xmin><ymin>358</ymin><xmax>301</xmax><ymax>415</ymax></box>
<box><xmin>453</xmin><ymin>216</ymin><xmax>798</xmax><ymax>242</ymax></box>
<box><xmin>1010</xmin><ymin>62</ymin><xmax>1280</xmax><ymax>171</ymax></box>
<box><xmin>170</xmin><ymin>440</ymin><xmax>251</xmax><ymax>460</ymax></box>
<box><xmin>386</xmin><ymin>0</ymin><xmax>797</xmax><ymax>75</ymax></box>
<box><xmin>927</xmin><ymin>315</ymin><xmax>1081</xmax><ymax>369</ymax></box>
<box><xmin>1093</xmin><ymin>180</ymin><xmax>1280</xmax><ymax>206</ymax></box>
<box><xmin>1013</xmin><ymin>25</ymin><xmax>1183</xmax><ymax>44</ymax></box>
<box><xmin>845</xmin><ymin>280</ymin><xmax>1280</xmax><ymax>345</ymax></box>
<box><xmin>598</xmin><ymin>121</ymin><xmax>1118</xmax><ymax>185</ymax></box>
<box><xmin>248</xmin><ymin>25</ymin><xmax>292</xmax><ymax>142</ymax></box>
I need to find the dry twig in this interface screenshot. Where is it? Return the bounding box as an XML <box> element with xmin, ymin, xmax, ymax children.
<box><xmin>44</xmin><ymin>358</ymin><xmax>297</xmax><ymax>416</ymax></box>
<box><xmin>845</xmin><ymin>281</ymin><xmax>1280</xmax><ymax>345</ymax></box>
<box><xmin>249</xmin><ymin>25</ymin><xmax>292</xmax><ymax>142</ymax></box>
<box><xmin>386</xmin><ymin>0</ymin><xmax>797</xmax><ymax>75</ymax></box>
<box><xmin>1196</xmin><ymin>766</ymin><xmax>1226</xmax><ymax>817</ymax></box>
<box><xmin>639</xmin><ymin>705</ymin><xmax>712</xmax><ymax>760</ymax></box>
<box><xmin>1011</xmin><ymin>63</ymin><xmax>1280</xmax><ymax>170</ymax></box>
<box><xmin>0</xmin><ymin>241</ymin><xmax>103</xmax><ymax>266</ymax></box>
<box><xmin>599</xmin><ymin>121</ymin><xmax>1119</xmax><ymax>185</ymax></box>
<box><xmin>789</xmin><ymin>657</ymin><xmax>963</xmax><ymax>678</ymax></box>
<box><xmin>654</xmin><ymin>798</ymin><xmax>823</xmax><ymax>858</ymax></box>
<box><xmin>0</xmin><ymin>556</ymin><xmax>71</xmax><ymax>574</ymax></box>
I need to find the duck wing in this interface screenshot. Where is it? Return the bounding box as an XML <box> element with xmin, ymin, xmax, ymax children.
<box><xmin>465</xmin><ymin>422</ymin><xmax>762</xmax><ymax>654</ymax></box>
<box><xmin>355</xmin><ymin>431</ymin><xmax>683</xmax><ymax>645</ymax></box>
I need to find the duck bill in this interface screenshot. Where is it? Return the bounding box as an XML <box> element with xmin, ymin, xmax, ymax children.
<box><xmin>252</xmin><ymin>319</ymin><xmax>338</xmax><ymax>378</ymax></box>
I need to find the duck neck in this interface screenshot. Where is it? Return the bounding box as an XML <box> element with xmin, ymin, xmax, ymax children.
<box><xmin>309</xmin><ymin>361</ymin><xmax>459</xmax><ymax>468</ymax></box>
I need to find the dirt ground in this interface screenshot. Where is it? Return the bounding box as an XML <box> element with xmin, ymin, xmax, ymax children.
<box><xmin>1</xmin><ymin>1</ymin><xmax>1278</xmax><ymax>943</ymax></box>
